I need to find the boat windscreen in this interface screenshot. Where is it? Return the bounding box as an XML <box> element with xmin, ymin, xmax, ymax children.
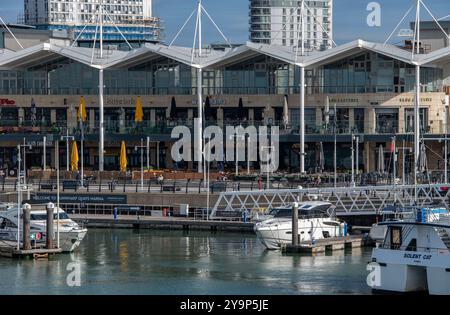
<box><xmin>30</xmin><ymin>213</ymin><xmax>70</xmax><ymax>221</ymax></box>
<box><xmin>273</xmin><ymin>207</ymin><xmax>328</xmax><ymax>218</ymax></box>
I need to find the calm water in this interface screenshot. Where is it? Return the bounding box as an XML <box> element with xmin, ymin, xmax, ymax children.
<box><xmin>0</xmin><ymin>229</ymin><xmax>373</xmax><ymax>295</ymax></box>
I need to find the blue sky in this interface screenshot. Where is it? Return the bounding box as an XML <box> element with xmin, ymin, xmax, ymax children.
<box><xmin>2</xmin><ymin>0</ymin><xmax>449</xmax><ymax>45</ymax></box>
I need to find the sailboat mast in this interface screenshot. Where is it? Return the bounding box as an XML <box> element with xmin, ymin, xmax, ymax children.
<box><xmin>414</xmin><ymin>0</ymin><xmax>421</xmax><ymax>202</ymax></box>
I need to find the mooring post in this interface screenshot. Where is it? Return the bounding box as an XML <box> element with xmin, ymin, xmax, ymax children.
<box><xmin>46</xmin><ymin>202</ymin><xmax>54</xmax><ymax>249</ymax></box>
<box><xmin>22</xmin><ymin>203</ymin><xmax>31</xmax><ymax>251</ymax></box>
<box><xmin>292</xmin><ymin>201</ymin><xmax>299</xmax><ymax>246</ymax></box>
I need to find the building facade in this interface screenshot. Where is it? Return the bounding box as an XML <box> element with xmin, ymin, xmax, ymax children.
<box><xmin>23</xmin><ymin>0</ymin><xmax>161</xmax><ymax>45</ymax></box>
<box><xmin>249</xmin><ymin>0</ymin><xmax>333</xmax><ymax>51</ymax></box>
<box><xmin>0</xmin><ymin>34</ymin><xmax>449</xmax><ymax>181</ymax></box>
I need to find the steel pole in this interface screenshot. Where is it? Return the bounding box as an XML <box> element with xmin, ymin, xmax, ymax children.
<box><xmin>16</xmin><ymin>144</ymin><xmax>21</xmax><ymax>250</ymax></box>
<box><xmin>197</xmin><ymin>68</ymin><xmax>203</xmax><ymax>173</ymax></box>
<box><xmin>445</xmin><ymin>105</ymin><xmax>448</xmax><ymax>183</ymax></box>
<box><xmin>146</xmin><ymin>136</ymin><xmax>150</xmax><ymax>170</ymax></box>
<box><xmin>23</xmin><ymin>138</ymin><xmax>26</xmax><ymax>186</ymax></box>
<box><xmin>299</xmin><ymin>66</ymin><xmax>305</xmax><ymax>173</ymax></box>
<box><xmin>157</xmin><ymin>141</ymin><xmax>160</xmax><ymax>170</ymax></box>
<box><xmin>236</xmin><ymin>142</ymin><xmax>238</xmax><ymax>177</ymax></box>
<box><xmin>351</xmin><ymin>134</ymin><xmax>355</xmax><ymax>187</ymax></box>
<box><xmin>99</xmin><ymin>69</ymin><xmax>105</xmax><ymax>171</ymax></box>
<box><xmin>414</xmin><ymin>64</ymin><xmax>420</xmax><ymax>201</ymax></box>
<box><xmin>292</xmin><ymin>201</ymin><xmax>299</xmax><ymax>246</ymax></box>
<box><xmin>81</xmin><ymin>120</ymin><xmax>84</xmax><ymax>187</ymax></box>
<box><xmin>43</xmin><ymin>136</ymin><xmax>46</xmax><ymax>171</ymax></box>
<box><xmin>393</xmin><ymin>136</ymin><xmax>397</xmax><ymax>186</ymax></box>
<box><xmin>56</xmin><ymin>140</ymin><xmax>60</xmax><ymax>249</ymax></box>
<box><xmin>334</xmin><ymin>103</ymin><xmax>337</xmax><ymax>187</ymax></box>
<box><xmin>356</xmin><ymin>136</ymin><xmax>359</xmax><ymax>182</ymax></box>
<box><xmin>247</xmin><ymin>136</ymin><xmax>250</xmax><ymax>175</ymax></box>
<box><xmin>66</xmin><ymin>130</ymin><xmax>69</xmax><ymax>171</ymax></box>
<box><xmin>402</xmin><ymin>139</ymin><xmax>406</xmax><ymax>185</ymax></box>
<box><xmin>141</xmin><ymin>138</ymin><xmax>144</xmax><ymax>190</ymax></box>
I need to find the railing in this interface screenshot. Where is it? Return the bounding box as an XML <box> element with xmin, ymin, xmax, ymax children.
<box><xmin>210</xmin><ymin>184</ymin><xmax>450</xmax><ymax>217</ymax></box>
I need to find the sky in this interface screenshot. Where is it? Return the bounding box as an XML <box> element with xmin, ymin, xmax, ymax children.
<box><xmin>1</xmin><ymin>0</ymin><xmax>449</xmax><ymax>46</ymax></box>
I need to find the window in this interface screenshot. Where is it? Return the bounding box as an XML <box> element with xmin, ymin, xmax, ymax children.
<box><xmin>376</xmin><ymin>109</ymin><xmax>398</xmax><ymax>134</ymax></box>
<box><xmin>354</xmin><ymin>108</ymin><xmax>365</xmax><ymax>133</ymax></box>
<box><xmin>390</xmin><ymin>226</ymin><xmax>402</xmax><ymax>250</ymax></box>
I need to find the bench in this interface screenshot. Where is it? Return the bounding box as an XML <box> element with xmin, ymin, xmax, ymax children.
<box><xmin>62</xmin><ymin>180</ymin><xmax>79</xmax><ymax>190</ymax></box>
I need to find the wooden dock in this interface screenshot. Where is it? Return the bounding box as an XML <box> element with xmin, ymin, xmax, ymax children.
<box><xmin>0</xmin><ymin>241</ymin><xmax>62</xmax><ymax>258</ymax></box>
<box><xmin>70</xmin><ymin>214</ymin><xmax>255</xmax><ymax>233</ymax></box>
<box><xmin>282</xmin><ymin>235</ymin><xmax>370</xmax><ymax>254</ymax></box>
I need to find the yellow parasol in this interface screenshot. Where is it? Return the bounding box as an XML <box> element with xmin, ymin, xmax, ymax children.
<box><xmin>135</xmin><ymin>96</ymin><xmax>143</xmax><ymax>123</ymax></box>
<box><xmin>120</xmin><ymin>141</ymin><xmax>127</xmax><ymax>172</ymax></box>
<box><xmin>77</xmin><ymin>96</ymin><xmax>87</xmax><ymax>122</ymax></box>
<box><xmin>70</xmin><ymin>141</ymin><xmax>79</xmax><ymax>171</ymax></box>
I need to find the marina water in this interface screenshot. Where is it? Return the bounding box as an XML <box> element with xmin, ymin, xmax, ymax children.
<box><xmin>0</xmin><ymin>229</ymin><xmax>372</xmax><ymax>295</ymax></box>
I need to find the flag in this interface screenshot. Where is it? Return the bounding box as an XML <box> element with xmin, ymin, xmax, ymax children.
<box><xmin>120</xmin><ymin>141</ymin><xmax>127</xmax><ymax>172</ymax></box>
<box><xmin>70</xmin><ymin>141</ymin><xmax>79</xmax><ymax>171</ymax></box>
<box><xmin>135</xmin><ymin>96</ymin><xmax>143</xmax><ymax>123</ymax></box>
<box><xmin>77</xmin><ymin>96</ymin><xmax>87</xmax><ymax>122</ymax></box>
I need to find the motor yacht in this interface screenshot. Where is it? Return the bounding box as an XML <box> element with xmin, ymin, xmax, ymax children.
<box><xmin>254</xmin><ymin>201</ymin><xmax>344</xmax><ymax>250</ymax></box>
<box><xmin>369</xmin><ymin>207</ymin><xmax>450</xmax><ymax>294</ymax></box>
<box><xmin>0</xmin><ymin>203</ymin><xmax>87</xmax><ymax>252</ymax></box>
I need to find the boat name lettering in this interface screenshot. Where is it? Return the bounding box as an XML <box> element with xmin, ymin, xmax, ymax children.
<box><xmin>403</xmin><ymin>253</ymin><xmax>432</xmax><ymax>260</ymax></box>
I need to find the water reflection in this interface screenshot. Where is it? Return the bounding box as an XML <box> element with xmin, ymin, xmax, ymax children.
<box><xmin>0</xmin><ymin>229</ymin><xmax>372</xmax><ymax>295</ymax></box>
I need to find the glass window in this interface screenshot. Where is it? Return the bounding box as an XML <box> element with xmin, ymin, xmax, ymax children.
<box><xmin>404</xmin><ymin>108</ymin><xmax>429</xmax><ymax>134</ymax></box>
<box><xmin>376</xmin><ymin>109</ymin><xmax>398</xmax><ymax>134</ymax></box>
<box><xmin>354</xmin><ymin>108</ymin><xmax>365</xmax><ymax>133</ymax></box>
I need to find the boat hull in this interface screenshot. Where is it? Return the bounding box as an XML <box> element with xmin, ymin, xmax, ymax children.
<box><xmin>0</xmin><ymin>229</ymin><xmax>87</xmax><ymax>253</ymax></box>
<box><xmin>371</xmin><ymin>248</ymin><xmax>450</xmax><ymax>295</ymax></box>
<box><xmin>255</xmin><ymin>218</ymin><xmax>341</xmax><ymax>250</ymax></box>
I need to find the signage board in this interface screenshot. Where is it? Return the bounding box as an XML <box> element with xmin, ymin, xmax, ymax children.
<box><xmin>27</xmin><ymin>193</ymin><xmax>128</xmax><ymax>204</ymax></box>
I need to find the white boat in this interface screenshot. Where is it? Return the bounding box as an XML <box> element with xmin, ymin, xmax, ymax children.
<box><xmin>254</xmin><ymin>201</ymin><xmax>344</xmax><ymax>250</ymax></box>
<box><xmin>0</xmin><ymin>203</ymin><xmax>87</xmax><ymax>252</ymax></box>
<box><xmin>369</xmin><ymin>207</ymin><xmax>450</xmax><ymax>294</ymax></box>
<box><xmin>369</xmin><ymin>205</ymin><xmax>449</xmax><ymax>244</ymax></box>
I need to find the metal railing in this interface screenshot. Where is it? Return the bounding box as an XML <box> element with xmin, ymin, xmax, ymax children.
<box><xmin>209</xmin><ymin>184</ymin><xmax>450</xmax><ymax>217</ymax></box>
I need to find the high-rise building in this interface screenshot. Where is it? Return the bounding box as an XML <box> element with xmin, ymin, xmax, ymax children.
<box><xmin>249</xmin><ymin>0</ymin><xmax>333</xmax><ymax>52</ymax></box>
<box><xmin>23</xmin><ymin>0</ymin><xmax>161</xmax><ymax>46</ymax></box>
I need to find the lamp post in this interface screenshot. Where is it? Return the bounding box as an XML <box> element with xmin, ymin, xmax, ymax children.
<box><xmin>43</xmin><ymin>136</ymin><xmax>46</xmax><ymax>171</ymax></box>
<box><xmin>351</xmin><ymin>134</ymin><xmax>355</xmax><ymax>187</ymax></box>
<box><xmin>146</xmin><ymin>136</ymin><xmax>150</xmax><ymax>170</ymax></box>
<box><xmin>205</xmin><ymin>135</ymin><xmax>211</xmax><ymax>221</ymax></box>
<box><xmin>18</xmin><ymin>140</ymin><xmax>32</xmax><ymax>201</ymax></box>
<box><xmin>261</xmin><ymin>145</ymin><xmax>274</xmax><ymax>190</ymax></box>
<box><xmin>16</xmin><ymin>144</ymin><xmax>22</xmax><ymax>251</ymax></box>
<box><xmin>230</xmin><ymin>133</ymin><xmax>245</xmax><ymax>177</ymax></box>
<box><xmin>445</xmin><ymin>102</ymin><xmax>449</xmax><ymax>183</ymax></box>
<box><xmin>135</xmin><ymin>139</ymin><xmax>148</xmax><ymax>190</ymax></box>
<box><xmin>332</xmin><ymin>103</ymin><xmax>337</xmax><ymax>187</ymax></box>
<box><xmin>392</xmin><ymin>135</ymin><xmax>397</xmax><ymax>187</ymax></box>
<box><xmin>61</xmin><ymin>130</ymin><xmax>74</xmax><ymax>171</ymax></box>
<box><xmin>352</xmin><ymin>135</ymin><xmax>359</xmax><ymax>187</ymax></box>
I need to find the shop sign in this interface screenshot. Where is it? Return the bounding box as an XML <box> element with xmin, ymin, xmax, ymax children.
<box><xmin>0</xmin><ymin>98</ymin><xmax>16</xmax><ymax>106</ymax></box>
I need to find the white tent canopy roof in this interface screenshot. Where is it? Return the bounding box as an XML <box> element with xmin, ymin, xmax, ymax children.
<box><xmin>0</xmin><ymin>39</ymin><xmax>448</xmax><ymax>71</ymax></box>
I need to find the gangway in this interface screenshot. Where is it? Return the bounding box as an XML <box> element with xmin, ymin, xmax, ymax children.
<box><xmin>209</xmin><ymin>184</ymin><xmax>450</xmax><ymax>218</ymax></box>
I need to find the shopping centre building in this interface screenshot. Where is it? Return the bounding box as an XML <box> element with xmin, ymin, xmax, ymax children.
<box><xmin>0</xmin><ymin>34</ymin><xmax>449</xmax><ymax>178</ymax></box>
